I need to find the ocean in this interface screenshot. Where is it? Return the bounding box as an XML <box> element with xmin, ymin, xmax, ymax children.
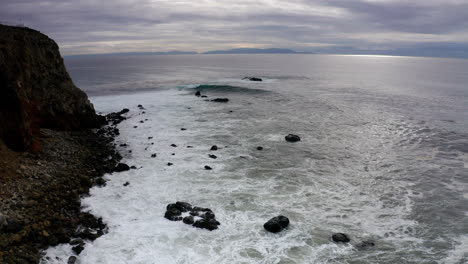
<box><xmin>42</xmin><ymin>54</ymin><xmax>468</xmax><ymax>264</ymax></box>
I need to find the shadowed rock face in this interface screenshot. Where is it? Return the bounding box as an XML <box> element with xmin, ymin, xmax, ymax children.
<box><xmin>0</xmin><ymin>24</ymin><xmax>101</xmax><ymax>151</ymax></box>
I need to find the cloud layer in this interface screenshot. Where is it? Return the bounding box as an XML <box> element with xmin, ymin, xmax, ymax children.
<box><xmin>2</xmin><ymin>0</ymin><xmax>468</xmax><ymax>55</ymax></box>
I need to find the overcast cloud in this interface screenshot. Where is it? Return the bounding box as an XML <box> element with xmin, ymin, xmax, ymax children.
<box><xmin>1</xmin><ymin>0</ymin><xmax>468</xmax><ymax>55</ymax></box>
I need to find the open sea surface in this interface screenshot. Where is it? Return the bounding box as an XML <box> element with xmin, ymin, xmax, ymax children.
<box><xmin>42</xmin><ymin>54</ymin><xmax>468</xmax><ymax>264</ymax></box>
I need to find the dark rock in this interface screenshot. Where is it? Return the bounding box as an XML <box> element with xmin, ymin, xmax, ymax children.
<box><xmin>164</xmin><ymin>209</ymin><xmax>182</xmax><ymax>221</ymax></box>
<box><xmin>123</xmin><ymin>182</ymin><xmax>130</xmax><ymax>186</ymax></box>
<box><xmin>68</xmin><ymin>256</ymin><xmax>78</xmax><ymax>264</ymax></box>
<box><xmin>332</xmin><ymin>233</ymin><xmax>350</xmax><ymax>243</ymax></box>
<box><xmin>76</xmin><ymin>228</ymin><xmax>102</xmax><ymax>241</ymax></box>
<box><xmin>130</xmin><ymin>166</ymin><xmax>136</xmax><ymax>169</ymax></box>
<box><xmin>133</xmin><ymin>126</ymin><xmax>137</xmax><ymax>128</ymax></box>
<box><xmin>0</xmin><ymin>25</ymin><xmax>102</xmax><ymax>151</ymax></box>
<box><xmin>193</xmin><ymin>218</ymin><xmax>220</xmax><ymax>231</ymax></box>
<box><xmin>148</xmin><ymin>136</ymin><xmax>153</xmax><ymax>139</ymax></box>
<box><xmin>263</xmin><ymin>215</ymin><xmax>289</xmax><ymax>233</ymax></box>
<box><xmin>3</xmin><ymin>219</ymin><xmax>23</xmax><ymax>233</ymax></box>
<box><xmin>114</xmin><ymin>163</ymin><xmax>130</xmax><ymax>172</ymax></box>
<box><xmin>72</xmin><ymin>245</ymin><xmax>85</xmax><ymax>255</ymax></box>
<box><xmin>183</xmin><ymin>216</ymin><xmax>194</xmax><ymax>225</ymax></box>
<box><xmin>181</xmin><ymin>128</ymin><xmax>187</xmax><ymax>131</ymax></box>
<box><xmin>210</xmin><ymin>145</ymin><xmax>218</xmax><ymax>151</ymax></box>
<box><xmin>192</xmin><ymin>207</ymin><xmax>212</xmax><ymax>212</ymax></box>
<box><xmin>257</xmin><ymin>146</ymin><xmax>263</xmax><ymax>150</ymax></box>
<box><xmin>95</xmin><ymin>177</ymin><xmax>106</xmax><ymax>186</ymax></box>
<box><xmin>171</xmin><ymin>153</ymin><xmax>175</xmax><ymax>155</ymax></box>
<box><xmin>211</xmin><ymin>98</ymin><xmax>229</xmax><ymax>103</ymax></box>
<box><xmin>167</xmin><ymin>162</ymin><xmax>173</xmax><ymax>166</ymax></box>
<box><xmin>204</xmin><ymin>165</ymin><xmax>212</xmax><ymax>170</ymax></box>
<box><xmin>151</xmin><ymin>153</ymin><xmax>157</xmax><ymax>158</ymax></box>
<box><xmin>137</xmin><ymin>104</ymin><xmax>145</xmax><ymax>109</ymax></box>
<box><xmin>171</xmin><ymin>144</ymin><xmax>177</xmax><ymax>147</ymax></box>
<box><xmin>201</xmin><ymin>95</ymin><xmax>208</xmax><ymax>98</ymax></box>
<box><xmin>195</xmin><ymin>91</ymin><xmax>201</xmax><ymax>97</ymax></box>
<box><xmin>208</xmin><ymin>154</ymin><xmax>217</xmax><ymax>159</ymax></box>
<box><xmin>119</xmin><ymin>143</ymin><xmax>128</xmax><ymax>147</ymax></box>
<box><xmin>187</xmin><ymin>146</ymin><xmax>193</xmax><ymax>148</ymax></box>
<box><xmin>285</xmin><ymin>134</ymin><xmax>301</xmax><ymax>142</ymax></box>
<box><xmin>243</xmin><ymin>77</ymin><xmax>263</xmax><ymax>82</ymax></box>
<box><xmin>69</xmin><ymin>239</ymin><xmax>83</xmax><ymax>246</ymax></box>
<box><xmin>201</xmin><ymin>211</ymin><xmax>216</xmax><ymax>219</ymax></box>
<box><xmin>167</xmin><ymin>202</ymin><xmax>192</xmax><ymax>212</ymax></box>
<box><xmin>356</xmin><ymin>240</ymin><xmax>375</xmax><ymax>250</ymax></box>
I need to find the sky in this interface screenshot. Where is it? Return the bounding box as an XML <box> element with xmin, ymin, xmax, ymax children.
<box><xmin>2</xmin><ymin>0</ymin><xmax>468</xmax><ymax>57</ymax></box>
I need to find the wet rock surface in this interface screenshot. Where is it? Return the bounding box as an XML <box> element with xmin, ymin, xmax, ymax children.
<box><xmin>263</xmin><ymin>215</ymin><xmax>289</xmax><ymax>233</ymax></box>
<box><xmin>332</xmin><ymin>233</ymin><xmax>350</xmax><ymax>243</ymax></box>
<box><xmin>243</xmin><ymin>77</ymin><xmax>263</xmax><ymax>82</ymax></box>
<box><xmin>164</xmin><ymin>202</ymin><xmax>220</xmax><ymax>231</ymax></box>
<box><xmin>211</xmin><ymin>98</ymin><xmax>229</xmax><ymax>103</ymax></box>
<box><xmin>285</xmin><ymin>134</ymin><xmax>301</xmax><ymax>142</ymax></box>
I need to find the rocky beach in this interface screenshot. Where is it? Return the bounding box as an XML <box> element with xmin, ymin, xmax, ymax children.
<box><xmin>0</xmin><ymin>24</ymin><xmax>125</xmax><ymax>263</ymax></box>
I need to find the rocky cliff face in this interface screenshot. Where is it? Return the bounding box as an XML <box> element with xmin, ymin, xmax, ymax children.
<box><xmin>0</xmin><ymin>24</ymin><xmax>102</xmax><ymax>151</ymax></box>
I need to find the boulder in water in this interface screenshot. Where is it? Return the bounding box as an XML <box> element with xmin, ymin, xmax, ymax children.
<box><xmin>114</xmin><ymin>163</ymin><xmax>130</xmax><ymax>172</ymax></box>
<box><xmin>211</xmin><ymin>98</ymin><xmax>229</xmax><ymax>102</ymax></box>
<box><xmin>164</xmin><ymin>209</ymin><xmax>182</xmax><ymax>221</ymax></box>
<box><xmin>263</xmin><ymin>215</ymin><xmax>289</xmax><ymax>233</ymax></box>
<box><xmin>285</xmin><ymin>134</ymin><xmax>301</xmax><ymax>142</ymax></box>
<box><xmin>332</xmin><ymin>233</ymin><xmax>350</xmax><ymax>243</ymax></box>
<box><xmin>243</xmin><ymin>77</ymin><xmax>263</xmax><ymax>82</ymax></box>
<box><xmin>210</xmin><ymin>145</ymin><xmax>218</xmax><ymax>151</ymax></box>
<box><xmin>193</xmin><ymin>218</ymin><xmax>220</xmax><ymax>231</ymax></box>
<box><xmin>195</xmin><ymin>91</ymin><xmax>201</xmax><ymax>97</ymax></box>
<box><xmin>183</xmin><ymin>216</ymin><xmax>195</xmax><ymax>225</ymax></box>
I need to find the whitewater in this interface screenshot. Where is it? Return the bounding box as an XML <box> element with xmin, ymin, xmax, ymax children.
<box><xmin>42</xmin><ymin>54</ymin><xmax>468</xmax><ymax>264</ymax></box>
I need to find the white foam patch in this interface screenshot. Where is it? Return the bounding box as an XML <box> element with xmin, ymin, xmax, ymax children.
<box><xmin>440</xmin><ymin>235</ymin><xmax>468</xmax><ymax>264</ymax></box>
<box><xmin>41</xmin><ymin>89</ymin><xmax>427</xmax><ymax>264</ymax></box>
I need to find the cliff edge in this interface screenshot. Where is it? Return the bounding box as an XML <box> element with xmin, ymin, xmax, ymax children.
<box><xmin>0</xmin><ymin>24</ymin><xmax>101</xmax><ymax>151</ymax></box>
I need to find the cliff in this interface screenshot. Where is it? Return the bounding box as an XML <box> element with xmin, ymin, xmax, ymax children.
<box><xmin>0</xmin><ymin>24</ymin><xmax>102</xmax><ymax>151</ymax></box>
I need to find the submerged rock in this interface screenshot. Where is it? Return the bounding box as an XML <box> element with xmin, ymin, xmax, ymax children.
<box><xmin>263</xmin><ymin>215</ymin><xmax>289</xmax><ymax>233</ymax></box>
<box><xmin>285</xmin><ymin>134</ymin><xmax>301</xmax><ymax>142</ymax></box>
<box><xmin>332</xmin><ymin>233</ymin><xmax>350</xmax><ymax>243</ymax></box>
<box><xmin>208</xmin><ymin>154</ymin><xmax>217</xmax><ymax>159</ymax></box>
<box><xmin>204</xmin><ymin>165</ymin><xmax>212</xmax><ymax>170</ymax></box>
<box><xmin>257</xmin><ymin>146</ymin><xmax>263</xmax><ymax>150</ymax></box>
<box><xmin>356</xmin><ymin>240</ymin><xmax>375</xmax><ymax>250</ymax></box>
<box><xmin>243</xmin><ymin>77</ymin><xmax>263</xmax><ymax>82</ymax></box>
<box><xmin>210</xmin><ymin>145</ymin><xmax>218</xmax><ymax>151</ymax></box>
<box><xmin>195</xmin><ymin>91</ymin><xmax>201</xmax><ymax>97</ymax></box>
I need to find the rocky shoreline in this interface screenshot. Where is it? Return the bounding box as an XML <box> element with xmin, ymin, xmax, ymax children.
<box><xmin>0</xmin><ymin>119</ymin><xmax>124</xmax><ymax>263</ymax></box>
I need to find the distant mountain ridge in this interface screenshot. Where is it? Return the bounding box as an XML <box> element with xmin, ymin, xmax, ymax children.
<box><xmin>66</xmin><ymin>50</ymin><xmax>198</xmax><ymax>57</ymax></box>
<box><xmin>203</xmin><ymin>48</ymin><xmax>299</xmax><ymax>54</ymax></box>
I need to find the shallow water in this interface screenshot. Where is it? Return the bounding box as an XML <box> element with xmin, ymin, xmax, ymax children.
<box><xmin>42</xmin><ymin>54</ymin><xmax>468</xmax><ymax>263</ymax></box>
